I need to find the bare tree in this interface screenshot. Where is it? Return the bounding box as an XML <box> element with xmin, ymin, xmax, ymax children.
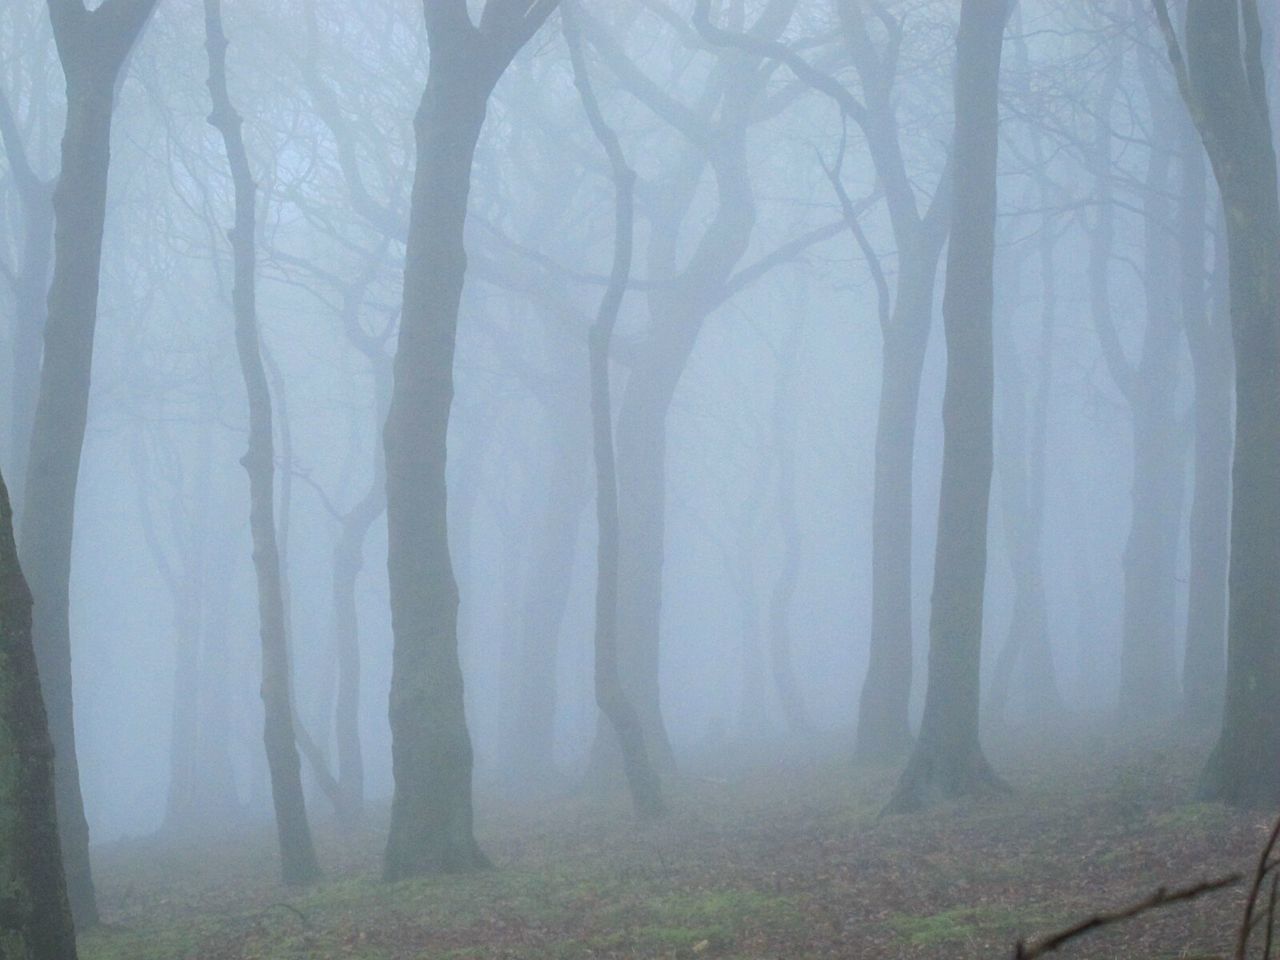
<box><xmin>203</xmin><ymin>0</ymin><xmax>319</xmax><ymax>884</ymax></box>
<box><xmin>885</xmin><ymin>0</ymin><xmax>1013</xmax><ymax>812</ymax></box>
<box><xmin>382</xmin><ymin>0</ymin><xmax>558</xmax><ymax>879</ymax></box>
<box><xmin>1155</xmin><ymin>0</ymin><xmax>1280</xmax><ymax>807</ymax></box>
<box><xmin>21</xmin><ymin>0</ymin><xmax>159</xmax><ymax>925</ymax></box>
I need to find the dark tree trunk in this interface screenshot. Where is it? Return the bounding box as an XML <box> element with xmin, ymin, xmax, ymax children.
<box><xmin>886</xmin><ymin>0</ymin><xmax>1010</xmax><ymax>813</ymax></box>
<box><xmin>1180</xmin><ymin>139</ymin><xmax>1232</xmax><ymax>728</ymax></box>
<box><xmin>21</xmin><ymin>0</ymin><xmax>159</xmax><ymax>925</ymax></box>
<box><xmin>383</xmin><ymin>0</ymin><xmax>556</xmax><ymax>879</ymax></box>
<box><xmin>1158</xmin><ymin>0</ymin><xmax>1280</xmax><ymax>807</ymax></box>
<box><xmin>204</xmin><ymin>0</ymin><xmax>319</xmax><ymax>885</ymax></box>
<box><xmin>0</xmin><ymin>468</ymin><xmax>78</xmax><ymax>960</ymax></box>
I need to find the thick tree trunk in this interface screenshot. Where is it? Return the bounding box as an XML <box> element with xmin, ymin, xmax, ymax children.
<box><xmin>886</xmin><ymin>0</ymin><xmax>1009</xmax><ymax>813</ymax></box>
<box><xmin>204</xmin><ymin>0</ymin><xmax>319</xmax><ymax>885</ymax></box>
<box><xmin>1163</xmin><ymin>0</ymin><xmax>1280</xmax><ymax>807</ymax></box>
<box><xmin>0</xmin><ymin>468</ymin><xmax>79</xmax><ymax>960</ymax></box>
<box><xmin>383</xmin><ymin>25</ymin><xmax>493</xmax><ymax>880</ymax></box>
<box><xmin>22</xmin><ymin>14</ymin><xmax>141</xmax><ymax>927</ymax></box>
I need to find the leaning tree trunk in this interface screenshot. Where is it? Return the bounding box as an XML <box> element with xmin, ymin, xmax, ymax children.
<box><xmin>0</xmin><ymin>468</ymin><xmax>78</xmax><ymax>960</ymax></box>
<box><xmin>564</xmin><ymin>0</ymin><xmax>664</xmax><ymax>818</ymax></box>
<box><xmin>1157</xmin><ymin>0</ymin><xmax>1280</xmax><ymax>807</ymax></box>
<box><xmin>383</xmin><ymin>1</ymin><xmax>557</xmax><ymax>878</ymax></box>
<box><xmin>21</xmin><ymin>0</ymin><xmax>159</xmax><ymax>925</ymax></box>
<box><xmin>204</xmin><ymin>0</ymin><xmax>319</xmax><ymax>885</ymax></box>
<box><xmin>886</xmin><ymin>0</ymin><xmax>1010</xmax><ymax>813</ymax></box>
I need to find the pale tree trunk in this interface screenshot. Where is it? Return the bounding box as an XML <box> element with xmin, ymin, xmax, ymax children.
<box><xmin>768</xmin><ymin>308</ymin><xmax>809</xmax><ymax>735</ymax></box>
<box><xmin>1156</xmin><ymin>0</ymin><xmax>1280</xmax><ymax>807</ymax></box>
<box><xmin>1180</xmin><ymin>136</ymin><xmax>1232</xmax><ymax>728</ymax></box>
<box><xmin>0</xmin><ymin>89</ymin><xmax>54</xmax><ymax>522</ymax></box>
<box><xmin>21</xmin><ymin>0</ymin><xmax>159</xmax><ymax>925</ymax></box>
<box><xmin>886</xmin><ymin>0</ymin><xmax>1011</xmax><ymax>813</ymax></box>
<box><xmin>564</xmin><ymin>0</ymin><xmax>663</xmax><ymax>818</ymax></box>
<box><xmin>204</xmin><ymin>0</ymin><xmax>319</xmax><ymax>885</ymax></box>
<box><xmin>0</xmin><ymin>467</ymin><xmax>78</xmax><ymax>959</ymax></box>
<box><xmin>383</xmin><ymin>0</ymin><xmax>557</xmax><ymax>879</ymax></box>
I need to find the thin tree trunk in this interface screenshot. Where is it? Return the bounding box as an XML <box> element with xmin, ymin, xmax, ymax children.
<box><xmin>768</xmin><ymin>312</ymin><xmax>809</xmax><ymax>736</ymax></box>
<box><xmin>565</xmin><ymin>0</ymin><xmax>664</xmax><ymax>819</ymax></box>
<box><xmin>886</xmin><ymin>0</ymin><xmax>1010</xmax><ymax>813</ymax></box>
<box><xmin>0</xmin><ymin>467</ymin><xmax>79</xmax><ymax>959</ymax></box>
<box><xmin>0</xmin><ymin>90</ymin><xmax>54</xmax><ymax>523</ymax></box>
<box><xmin>204</xmin><ymin>0</ymin><xmax>319</xmax><ymax>885</ymax></box>
<box><xmin>1180</xmin><ymin>138</ymin><xmax>1232</xmax><ymax>728</ymax></box>
<box><xmin>21</xmin><ymin>0</ymin><xmax>159</xmax><ymax>924</ymax></box>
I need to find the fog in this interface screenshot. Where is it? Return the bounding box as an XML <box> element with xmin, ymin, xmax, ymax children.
<box><xmin>0</xmin><ymin>0</ymin><xmax>1278</xmax><ymax>956</ymax></box>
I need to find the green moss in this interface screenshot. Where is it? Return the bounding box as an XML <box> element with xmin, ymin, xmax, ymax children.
<box><xmin>888</xmin><ymin>904</ymin><xmax>1058</xmax><ymax>947</ymax></box>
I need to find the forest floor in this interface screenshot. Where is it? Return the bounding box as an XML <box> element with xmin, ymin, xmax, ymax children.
<box><xmin>80</xmin><ymin>730</ymin><xmax>1273</xmax><ymax>960</ymax></box>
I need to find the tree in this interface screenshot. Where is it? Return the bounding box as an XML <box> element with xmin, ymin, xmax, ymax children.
<box><xmin>1155</xmin><ymin>0</ymin><xmax>1280</xmax><ymax>806</ymax></box>
<box><xmin>382</xmin><ymin>0</ymin><xmax>558</xmax><ymax>880</ymax></box>
<box><xmin>20</xmin><ymin>0</ymin><xmax>159</xmax><ymax>925</ymax></box>
<box><xmin>885</xmin><ymin>0</ymin><xmax>1012</xmax><ymax>813</ymax></box>
<box><xmin>692</xmin><ymin>0</ymin><xmax>954</xmax><ymax>762</ymax></box>
<box><xmin>0</xmin><ymin>84</ymin><xmax>55</xmax><ymax>521</ymax></box>
<box><xmin>203</xmin><ymin>0</ymin><xmax>319</xmax><ymax>884</ymax></box>
<box><xmin>563</xmin><ymin>0</ymin><xmax>663</xmax><ymax>819</ymax></box>
<box><xmin>0</xmin><ymin>467</ymin><xmax>78</xmax><ymax>959</ymax></box>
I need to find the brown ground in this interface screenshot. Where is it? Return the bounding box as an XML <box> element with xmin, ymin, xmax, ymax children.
<box><xmin>82</xmin><ymin>731</ymin><xmax>1274</xmax><ymax>959</ymax></box>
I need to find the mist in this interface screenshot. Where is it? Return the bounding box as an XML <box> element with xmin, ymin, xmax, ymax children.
<box><xmin>0</xmin><ymin>0</ymin><xmax>1277</xmax><ymax>956</ymax></box>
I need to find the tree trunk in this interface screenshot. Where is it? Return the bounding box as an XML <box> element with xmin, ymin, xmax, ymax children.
<box><xmin>564</xmin><ymin>0</ymin><xmax>664</xmax><ymax>817</ymax></box>
<box><xmin>204</xmin><ymin>0</ymin><xmax>319</xmax><ymax>885</ymax></box>
<box><xmin>1118</xmin><ymin>83</ymin><xmax>1184</xmax><ymax>724</ymax></box>
<box><xmin>855</xmin><ymin>252</ymin><xmax>937</xmax><ymax>760</ymax></box>
<box><xmin>886</xmin><ymin>0</ymin><xmax>1009</xmax><ymax>813</ymax></box>
<box><xmin>509</xmin><ymin>420</ymin><xmax>590</xmax><ymax>787</ymax></box>
<box><xmin>1180</xmin><ymin>139</ymin><xmax>1232</xmax><ymax>728</ymax></box>
<box><xmin>21</xmin><ymin>0</ymin><xmax>160</xmax><ymax>923</ymax></box>
<box><xmin>768</xmin><ymin>313</ymin><xmax>809</xmax><ymax>736</ymax></box>
<box><xmin>1161</xmin><ymin>0</ymin><xmax>1280</xmax><ymax>807</ymax></box>
<box><xmin>0</xmin><ymin>467</ymin><xmax>79</xmax><ymax>960</ymax></box>
<box><xmin>383</xmin><ymin>14</ymin><xmax>503</xmax><ymax>878</ymax></box>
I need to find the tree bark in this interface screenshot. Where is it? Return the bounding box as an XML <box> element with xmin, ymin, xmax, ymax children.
<box><xmin>0</xmin><ymin>467</ymin><xmax>78</xmax><ymax>960</ymax></box>
<box><xmin>21</xmin><ymin>0</ymin><xmax>158</xmax><ymax>925</ymax></box>
<box><xmin>886</xmin><ymin>0</ymin><xmax>1011</xmax><ymax>813</ymax></box>
<box><xmin>203</xmin><ymin>0</ymin><xmax>319</xmax><ymax>885</ymax></box>
<box><xmin>383</xmin><ymin>0</ymin><xmax>557</xmax><ymax>879</ymax></box>
<box><xmin>1157</xmin><ymin>0</ymin><xmax>1280</xmax><ymax>807</ymax></box>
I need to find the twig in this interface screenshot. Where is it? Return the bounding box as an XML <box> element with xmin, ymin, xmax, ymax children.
<box><xmin>261</xmin><ymin>902</ymin><xmax>309</xmax><ymax>926</ymax></box>
<box><xmin>1238</xmin><ymin>815</ymin><xmax>1280</xmax><ymax>960</ymax></box>
<box><xmin>1014</xmin><ymin>874</ymin><xmax>1242</xmax><ymax>960</ymax></box>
